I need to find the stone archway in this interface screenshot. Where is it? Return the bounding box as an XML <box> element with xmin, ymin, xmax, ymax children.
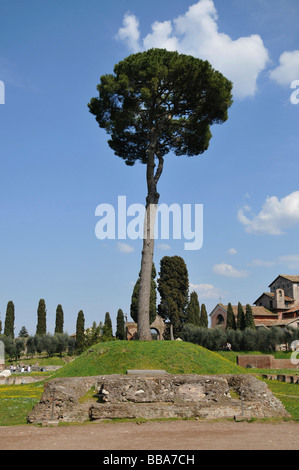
<box><xmin>126</xmin><ymin>314</ymin><xmax>166</xmax><ymax>341</ymax></box>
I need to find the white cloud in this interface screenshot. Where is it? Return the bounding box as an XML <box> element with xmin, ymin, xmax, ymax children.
<box><xmin>278</xmin><ymin>255</ymin><xmax>299</xmax><ymax>270</ymax></box>
<box><xmin>157</xmin><ymin>243</ymin><xmax>171</xmax><ymax>251</ymax></box>
<box><xmin>115</xmin><ymin>12</ymin><xmax>140</xmax><ymax>53</ymax></box>
<box><xmin>228</xmin><ymin>248</ymin><xmax>237</xmax><ymax>255</ymax></box>
<box><xmin>212</xmin><ymin>263</ymin><xmax>248</xmax><ymax>278</ymax></box>
<box><xmin>238</xmin><ymin>191</ymin><xmax>299</xmax><ymax>235</ymax></box>
<box><xmin>190</xmin><ymin>283</ymin><xmax>224</xmax><ymax>299</ymax></box>
<box><xmin>248</xmin><ymin>254</ymin><xmax>299</xmax><ymax>270</ymax></box>
<box><xmin>117</xmin><ymin>242</ymin><xmax>135</xmax><ymax>253</ymax></box>
<box><xmin>269</xmin><ymin>50</ymin><xmax>299</xmax><ymax>86</ymax></box>
<box><xmin>248</xmin><ymin>259</ymin><xmax>275</xmax><ymax>268</ymax></box>
<box><xmin>117</xmin><ymin>0</ymin><xmax>269</xmax><ymax>99</ymax></box>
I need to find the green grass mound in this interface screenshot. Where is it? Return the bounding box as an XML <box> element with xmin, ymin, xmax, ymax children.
<box><xmin>52</xmin><ymin>340</ymin><xmax>244</xmax><ymax>377</ymax></box>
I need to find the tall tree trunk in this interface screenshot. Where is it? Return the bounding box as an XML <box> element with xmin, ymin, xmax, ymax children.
<box><xmin>137</xmin><ymin>127</ymin><xmax>163</xmax><ymax>341</ymax></box>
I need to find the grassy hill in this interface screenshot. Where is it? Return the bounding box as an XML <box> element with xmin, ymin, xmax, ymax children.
<box><xmin>52</xmin><ymin>340</ymin><xmax>244</xmax><ymax>377</ymax></box>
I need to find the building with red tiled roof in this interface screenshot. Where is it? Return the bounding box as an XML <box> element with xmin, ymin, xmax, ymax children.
<box><xmin>209</xmin><ymin>275</ymin><xmax>299</xmax><ymax>330</ymax></box>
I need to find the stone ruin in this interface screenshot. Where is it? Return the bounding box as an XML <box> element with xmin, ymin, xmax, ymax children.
<box><xmin>27</xmin><ymin>372</ymin><xmax>290</xmax><ymax>424</ymax></box>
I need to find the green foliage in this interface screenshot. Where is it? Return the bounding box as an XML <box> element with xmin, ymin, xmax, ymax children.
<box><xmin>36</xmin><ymin>299</ymin><xmax>47</xmax><ymax>336</ymax></box>
<box><xmin>75</xmin><ymin>310</ymin><xmax>85</xmax><ymax>353</ymax></box>
<box><xmin>245</xmin><ymin>304</ymin><xmax>256</xmax><ymax>330</ymax></box>
<box><xmin>130</xmin><ymin>264</ymin><xmax>157</xmax><ymax>324</ymax></box>
<box><xmin>237</xmin><ymin>302</ymin><xmax>246</xmax><ymax>330</ymax></box>
<box><xmin>103</xmin><ymin>312</ymin><xmax>113</xmax><ymax>340</ymax></box>
<box><xmin>1</xmin><ymin>335</ymin><xmax>25</xmax><ymax>360</ymax></box>
<box><xmin>158</xmin><ymin>256</ymin><xmax>189</xmax><ymax>338</ymax></box>
<box><xmin>4</xmin><ymin>301</ymin><xmax>15</xmax><ymax>338</ymax></box>
<box><xmin>116</xmin><ymin>309</ymin><xmax>126</xmax><ymax>340</ymax></box>
<box><xmin>181</xmin><ymin>324</ymin><xmax>299</xmax><ymax>353</ymax></box>
<box><xmin>55</xmin><ymin>333</ymin><xmax>69</xmax><ymax>357</ymax></box>
<box><xmin>18</xmin><ymin>326</ymin><xmax>29</xmax><ymax>338</ymax></box>
<box><xmin>55</xmin><ymin>304</ymin><xmax>64</xmax><ymax>334</ymax></box>
<box><xmin>186</xmin><ymin>291</ymin><xmax>200</xmax><ymax>326</ymax></box>
<box><xmin>88</xmin><ymin>48</ymin><xmax>233</xmax><ymax>166</ymax></box>
<box><xmin>226</xmin><ymin>303</ymin><xmax>236</xmax><ymax>330</ymax></box>
<box><xmin>199</xmin><ymin>303</ymin><xmax>208</xmax><ymax>328</ymax></box>
<box><xmin>85</xmin><ymin>322</ymin><xmax>102</xmax><ymax>348</ymax></box>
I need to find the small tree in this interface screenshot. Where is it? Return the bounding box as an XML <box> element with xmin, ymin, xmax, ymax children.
<box><xmin>26</xmin><ymin>336</ymin><xmax>36</xmax><ymax>356</ymax></box>
<box><xmin>18</xmin><ymin>326</ymin><xmax>29</xmax><ymax>338</ymax></box>
<box><xmin>75</xmin><ymin>310</ymin><xmax>85</xmax><ymax>352</ymax></box>
<box><xmin>236</xmin><ymin>302</ymin><xmax>246</xmax><ymax>330</ymax></box>
<box><xmin>4</xmin><ymin>301</ymin><xmax>15</xmax><ymax>338</ymax></box>
<box><xmin>85</xmin><ymin>322</ymin><xmax>101</xmax><ymax>348</ymax></box>
<box><xmin>15</xmin><ymin>338</ymin><xmax>25</xmax><ymax>360</ymax></box>
<box><xmin>245</xmin><ymin>304</ymin><xmax>256</xmax><ymax>330</ymax></box>
<box><xmin>36</xmin><ymin>299</ymin><xmax>47</xmax><ymax>336</ymax></box>
<box><xmin>41</xmin><ymin>334</ymin><xmax>58</xmax><ymax>357</ymax></box>
<box><xmin>158</xmin><ymin>256</ymin><xmax>189</xmax><ymax>338</ymax></box>
<box><xmin>116</xmin><ymin>309</ymin><xmax>126</xmax><ymax>340</ymax></box>
<box><xmin>103</xmin><ymin>312</ymin><xmax>113</xmax><ymax>340</ymax></box>
<box><xmin>55</xmin><ymin>304</ymin><xmax>64</xmax><ymax>334</ymax></box>
<box><xmin>55</xmin><ymin>333</ymin><xmax>69</xmax><ymax>357</ymax></box>
<box><xmin>199</xmin><ymin>303</ymin><xmax>208</xmax><ymax>328</ymax></box>
<box><xmin>226</xmin><ymin>303</ymin><xmax>236</xmax><ymax>330</ymax></box>
<box><xmin>186</xmin><ymin>291</ymin><xmax>200</xmax><ymax>326</ymax></box>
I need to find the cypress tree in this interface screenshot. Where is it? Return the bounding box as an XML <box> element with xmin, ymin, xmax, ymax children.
<box><xmin>103</xmin><ymin>312</ymin><xmax>113</xmax><ymax>340</ymax></box>
<box><xmin>4</xmin><ymin>301</ymin><xmax>15</xmax><ymax>338</ymax></box>
<box><xmin>36</xmin><ymin>299</ymin><xmax>47</xmax><ymax>336</ymax></box>
<box><xmin>186</xmin><ymin>291</ymin><xmax>200</xmax><ymax>326</ymax></box>
<box><xmin>75</xmin><ymin>310</ymin><xmax>85</xmax><ymax>352</ymax></box>
<box><xmin>199</xmin><ymin>303</ymin><xmax>209</xmax><ymax>328</ymax></box>
<box><xmin>55</xmin><ymin>304</ymin><xmax>64</xmax><ymax>334</ymax></box>
<box><xmin>245</xmin><ymin>304</ymin><xmax>256</xmax><ymax>330</ymax></box>
<box><xmin>237</xmin><ymin>302</ymin><xmax>246</xmax><ymax>330</ymax></box>
<box><xmin>226</xmin><ymin>303</ymin><xmax>236</xmax><ymax>330</ymax></box>
<box><xmin>158</xmin><ymin>256</ymin><xmax>189</xmax><ymax>338</ymax></box>
<box><xmin>116</xmin><ymin>308</ymin><xmax>126</xmax><ymax>340</ymax></box>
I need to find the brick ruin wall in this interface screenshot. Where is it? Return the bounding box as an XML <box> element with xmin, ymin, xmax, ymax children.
<box><xmin>237</xmin><ymin>355</ymin><xmax>299</xmax><ymax>370</ymax></box>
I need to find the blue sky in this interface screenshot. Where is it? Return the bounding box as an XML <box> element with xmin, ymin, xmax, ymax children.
<box><xmin>0</xmin><ymin>0</ymin><xmax>299</xmax><ymax>335</ymax></box>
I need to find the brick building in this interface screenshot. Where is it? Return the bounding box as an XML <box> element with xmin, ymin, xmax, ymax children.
<box><xmin>210</xmin><ymin>275</ymin><xmax>299</xmax><ymax>329</ymax></box>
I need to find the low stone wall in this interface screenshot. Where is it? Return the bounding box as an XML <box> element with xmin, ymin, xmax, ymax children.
<box><xmin>27</xmin><ymin>373</ymin><xmax>290</xmax><ymax>424</ymax></box>
<box><xmin>237</xmin><ymin>355</ymin><xmax>299</xmax><ymax>370</ymax></box>
<box><xmin>0</xmin><ymin>376</ymin><xmax>47</xmax><ymax>385</ymax></box>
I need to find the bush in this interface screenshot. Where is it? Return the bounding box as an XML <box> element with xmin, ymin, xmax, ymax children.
<box><xmin>180</xmin><ymin>324</ymin><xmax>299</xmax><ymax>352</ymax></box>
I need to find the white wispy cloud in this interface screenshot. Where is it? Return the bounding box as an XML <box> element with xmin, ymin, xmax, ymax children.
<box><xmin>247</xmin><ymin>259</ymin><xmax>275</xmax><ymax>268</ymax></box>
<box><xmin>116</xmin><ymin>0</ymin><xmax>269</xmax><ymax>99</ymax></box>
<box><xmin>238</xmin><ymin>191</ymin><xmax>299</xmax><ymax>235</ymax></box>
<box><xmin>157</xmin><ymin>243</ymin><xmax>171</xmax><ymax>251</ymax></box>
<box><xmin>117</xmin><ymin>242</ymin><xmax>135</xmax><ymax>253</ymax></box>
<box><xmin>228</xmin><ymin>248</ymin><xmax>237</xmax><ymax>255</ymax></box>
<box><xmin>269</xmin><ymin>50</ymin><xmax>299</xmax><ymax>86</ymax></box>
<box><xmin>278</xmin><ymin>255</ymin><xmax>299</xmax><ymax>270</ymax></box>
<box><xmin>212</xmin><ymin>263</ymin><xmax>248</xmax><ymax>278</ymax></box>
<box><xmin>190</xmin><ymin>283</ymin><xmax>224</xmax><ymax>299</ymax></box>
<box><xmin>248</xmin><ymin>254</ymin><xmax>299</xmax><ymax>270</ymax></box>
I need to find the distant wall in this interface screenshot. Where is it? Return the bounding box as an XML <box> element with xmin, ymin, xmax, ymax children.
<box><xmin>237</xmin><ymin>355</ymin><xmax>299</xmax><ymax>369</ymax></box>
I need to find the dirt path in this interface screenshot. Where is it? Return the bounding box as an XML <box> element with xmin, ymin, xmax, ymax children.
<box><xmin>0</xmin><ymin>420</ymin><xmax>298</xmax><ymax>450</ymax></box>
